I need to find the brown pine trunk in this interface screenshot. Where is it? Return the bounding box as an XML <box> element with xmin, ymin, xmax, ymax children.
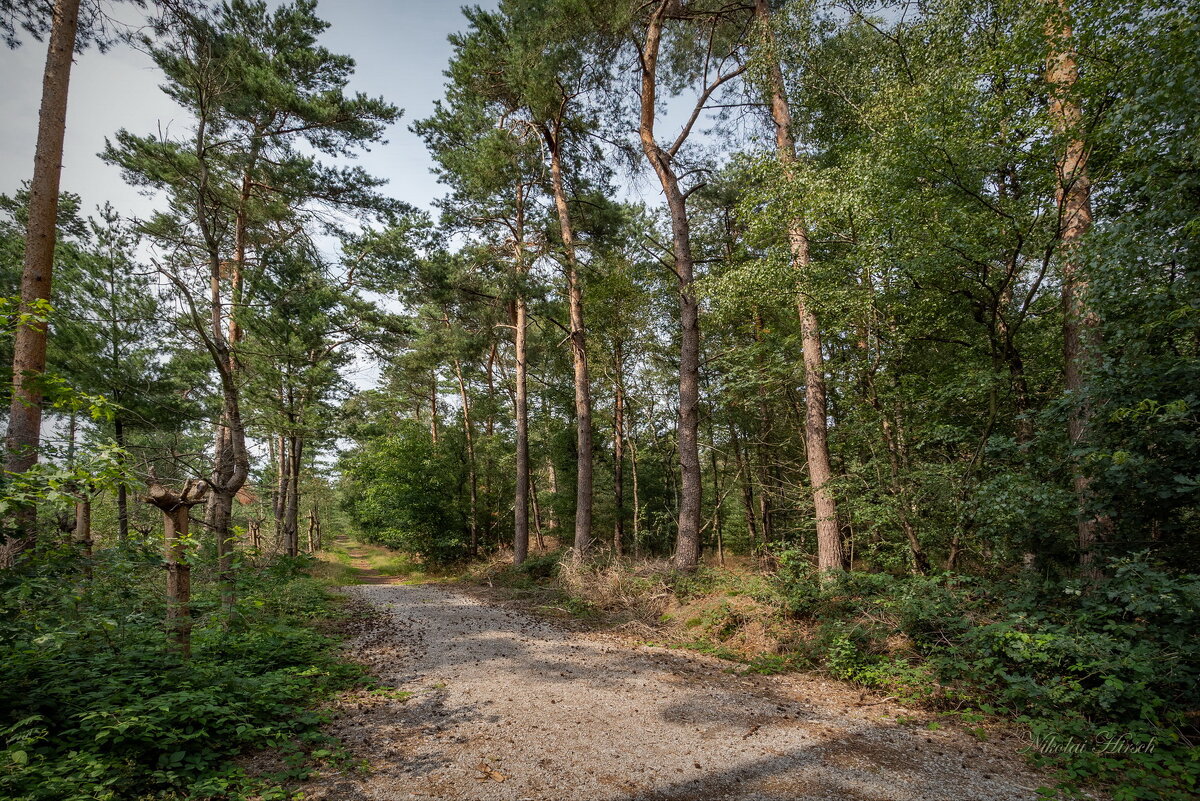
<box><xmin>4</xmin><ymin>0</ymin><xmax>82</xmax><ymax>523</ymax></box>
<box><xmin>1045</xmin><ymin>0</ymin><xmax>1107</xmax><ymax>575</ymax></box>
<box><xmin>756</xmin><ymin>0</ymin><xmax>844</xmax><ymax>575</ymax></box>
<box><xmin>511</xmin><ymin>181</ymin><xmax>531</xmax><ymax>566</ymax></box>
<box><xmin>612</xmin><ymin>342</ymin><xmax>626</xmax><ymax>558</ymax></box>
<box><xmin>637</xmin><ymin>2</ymin><xmax>705</xmax><ymax>570</ymax></box>
<box><xmin>542</xmin><ymin>122</ymin><xmax>593</xmax><ymax>559</ymax></box>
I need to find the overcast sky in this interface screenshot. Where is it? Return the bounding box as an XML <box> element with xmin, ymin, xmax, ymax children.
<box><xmin>0</xmin><ymin>0</ymin><xmax>499</xmax><ymax>218</ymax></box>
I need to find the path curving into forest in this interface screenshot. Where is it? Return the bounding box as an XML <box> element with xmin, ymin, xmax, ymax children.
<box><xmin>301</xmin><ymin>582</ymin><xmax>1049</xmax><ymax>801</ymax></box>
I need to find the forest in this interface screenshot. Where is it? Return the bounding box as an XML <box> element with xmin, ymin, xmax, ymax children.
<box><xmin>0</xmin><ymin>0</ymin><xmax>1197</xmax><ymax>799</ymax></box>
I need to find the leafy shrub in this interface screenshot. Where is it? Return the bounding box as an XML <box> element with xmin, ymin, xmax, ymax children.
<box><xmin>339</xmin><ymin>421</ymin><xmax>468</xmax><ymax>564</ymax></box>
<box><xmin>0</xmin><ymin>546</ymin><xmax>361</xmax><ymax>800</ymax></box>
<box><xmin>770</xmin><ymin>552</ymin><xmax>1200</xmax><ymax>799</ymax></box>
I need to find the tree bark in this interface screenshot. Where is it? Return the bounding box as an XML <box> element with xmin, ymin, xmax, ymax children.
<box><xmin>637</xmin><ymin>1</ymin><xmax>705</xmax><ymax>570</ymax></box>
<box><xmin>1045</xmin><ymin>0</ymin><xmax>1107</xmax><ymax>575</ymax></box>
<box><xmin>756</xmin><ymin>0</ymin><xmax>844</xmax><ymax>575</ymax></box>
<box><xmin>512</xmin><ymin>181</ymin><xmax>531</xmax><ymax>566</ymax></box>
<box><xmin>147</xmin><ymin>478</ymin><xmax>207</xmax><ymax>659</ymax></box>
<box><xmin>73</xmin><ymin>497</ymin><xmax>92</xmax><ymax>564</ymax></box>
<box><xmin>452</xmin><ymin>356</ymin><xmax>479</xmax><ymax>555</ymax></box>
<box><xmin>4</xmin><ymin>0</ymin><xmax>82</xmax><ymax>526</ymax></box>
<box><xmin>114</xmin><ymin>418</ymin><xmax>130</xmax><ymax>544</ymax></box>
<box><xmin>612</xmin><ymin>342</ymin><xmax>626</xmax><ymax>557</ymax></box>
<box><xmin>541</xmin><ymin>120</ymin><xmax>593</xmax><ymax>559</ymax></box>
<box><xmin>730</xmin><ymin>425</ymin><xmax>760</xmax><ymax>555</ymax></box>
<box><xmin>284</xmin><ymin>434</ymin><xmax>303</xmax><ymax>557</ymax></box>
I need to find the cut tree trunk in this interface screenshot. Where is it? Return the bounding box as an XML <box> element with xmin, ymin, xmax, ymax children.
<box><xmin>146</xmin><ymin>478</ymin><xmax>208</xmax><ymax>658</ymax></box>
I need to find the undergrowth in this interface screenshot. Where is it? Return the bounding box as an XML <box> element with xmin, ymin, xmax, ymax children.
<box><xmin>0</xmin><ymin>544</ymin><xmax>364</xmax><ymax>800</ymax></box>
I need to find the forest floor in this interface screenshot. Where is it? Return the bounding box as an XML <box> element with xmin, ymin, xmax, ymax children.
<box><xmin>296</xmin><ymin>542</ymin><xmax>1055</xmax><ymax>801</ymax></box>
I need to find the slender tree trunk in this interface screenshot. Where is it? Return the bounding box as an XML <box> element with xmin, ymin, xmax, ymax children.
<box><xmin>4</xmin><ymin>0</ymin><xmax>82</xmax><ymax>513</ymax></box>
<box><xmin>630</xmin><ymin>429</ymin><xmax>642</xmax><ymax>560</ymax></box>
<box><xmin>284</xmin><ymin>435</ymin><xmax>303</xmax><ymax>557</ymax></box>
<box><xmin>542</xmin><ymin>123</ymin><xmax>594</xmax><ymax>559</ymax></box>
<box><xmin>638</xmin><ymin>2</ymin><xmax>704</xmax><ymax>569</ymax></box>
<box><xmin>514</xmin><ymin>292</ymin><xmax>530</xmax><ymax>565</ymax></box>
<box><xmin>114</xmin><ymin>418</ymin><xmax>130</xmax><ymax>544</ymax></box>
<box><xmin>429</xmin><ymin>371</ymin><xmax>440</xmax><ymax>444</ymax></box>
<box><xmin>730</xmin><ymin>425</ymin><xmax>760</xmax><ymax>554</ymax></box>
<box><xmin>612</xmin><ymin>343</ymin><xmax>626</xmax><ymax>558</ymax></box>
<box><xmin>453</xmin><ymin>356</ymin><xmax>479</xmax><ymax>555</ymax></box>
<box><xmin>1046</xmin><ymin>0</ymin><xmax>1107</xmax><ymax>575</ymax></box>
<box><xmin>756</xmin><ymin>0</ymin><xmax>844</xmax><ymax>574</ymax></box>
<box><xmin>73</xmin><ymin>497</ymin><xmax>92</xmax><ymax>564</ymax></box>
<box><xmin>511</xmin><ymin>178</ymin><xmax>531</xmax><ymax>566</ymax></box>
<box><xmin>274</xmin><ymin>430</ymin><xmax>289</xmax><ymax>539</ymax></box>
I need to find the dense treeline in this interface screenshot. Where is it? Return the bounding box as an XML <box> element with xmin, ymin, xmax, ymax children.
<box><xmin>344</xmin><ymin>0</ymin><xmax>1198</xmax><ymax>578</ymax></box>
<box><xmin>0</xmin><ymin>0</ymin><xmax>1196</xmax><ymax>798</ymax></box>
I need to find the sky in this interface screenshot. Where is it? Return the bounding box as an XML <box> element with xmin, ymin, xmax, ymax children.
<box><xmin>0</xmin><ymin>0</ymin><xmax>498</xmax><ymax>219</ymax></box>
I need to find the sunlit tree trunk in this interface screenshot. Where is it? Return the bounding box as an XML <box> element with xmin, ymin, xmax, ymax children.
<box><xmin>542</xmin><ymin>120</ymin><xmax>593</xmax><ymax>559</ymax></box>
<box><xmin>512</xmin><ymin>182</ymin><xmax>530</xmax><ymax>566</ymax></box>
<box><xmin>756</xmin><ymin>0</ymin><xmax>844</xmax><ymax>574</ymax></box>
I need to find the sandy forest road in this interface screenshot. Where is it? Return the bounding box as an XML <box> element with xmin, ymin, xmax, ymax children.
<box><xmin>302</xmin><ymin>581</ymin><xmax>1049</xmax><ymax>801</ymax></box>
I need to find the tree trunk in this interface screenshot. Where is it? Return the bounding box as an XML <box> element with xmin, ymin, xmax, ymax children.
<box><xmin>114</xmin><ymin>418</ymin><xmax>129</xmax><ymax>544</ymax></box>
<box><xmin>452</xmin><ymin>356</ymin><xmax>479</xmax><ymax>556</ymax></box>
<box><xmin>429</xmin><ymin>371</ymin><xmax>440</xmax><ymax>444</ymax></box>
<box><xmin>514</xmin><ymin>291</ymin><xmax>530</xmax><ymax>566</ymax></box>
<box><xmin>73</xmin><ymin>497</ymin><xmax>92</xmax><ymax>564</ymax></box>
<box><xmin>1045</xmin><ymin>0</ymin><xmax>1107</xmax><ymax>575</ymax></box>
<box><xmin>284</xmin><ymin>435</ymin><xmax>303</xmax><ymax>557</ymax></box>
<box><xmin>274</xmin><ymin>430</ymin><xmax>289</xmax><ymax>539</ymax></box>
<box><xmin>542</xmin><ymin>122</ymin><xmax>594</xmax><ymax>559</ymax></box>
<box><xmin>4</xmin><ymin>0</ymin><xmax>82</xmax><ymax>532</ymax></box>
<box><xmin>756</xmin><ymin>0</ymin><xmax>844</xmax><ymax>575</ymax></box>
<box><xmin>147</xmin><ymin>479</ymin><xmax>207</xmax><ymax>659</ymax></box>
<box><xmin>508</xmin><ymin>176</ymin><xmax>538</xmax><ymax>563</ymax></box>
<box><xmin>612</xmin><ymin>342</ymin><xmax>626</xmax><ymax>558</ymax></box>
<box><xmin>637</xmin><ymin>2</ymin><xmax>703</xmax><ymax>570</ymax></box>
<box><xmin>731</xmin><ymin>425</ymin><xmax>760</xmax><ymax>555</ymax></box>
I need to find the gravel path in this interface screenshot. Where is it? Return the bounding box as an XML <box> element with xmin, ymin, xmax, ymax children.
<box><xmin>303</xmin><ymin>582</ymin><xmax>1048</xmax><ymax>801</ymax></box>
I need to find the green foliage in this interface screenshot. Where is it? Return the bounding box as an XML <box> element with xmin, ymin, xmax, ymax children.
<box><xmin>0</xmin><ymin>548</ymin><xmax>360</xmax><ymax>801</ymax></box>
<box><xmin>340</xmin><ymin>420</ymin><xmax>468</xmax><ymax>564</ymax></box>
<box><xmin>771</xmin><ymin>553</ymin><xmax>1200</xmax><ymax>799</ymax></box>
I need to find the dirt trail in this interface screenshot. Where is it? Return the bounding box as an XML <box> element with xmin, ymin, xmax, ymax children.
<box><xmin>344</xmin><ymin>546</ymin><xmax>405</xmax><ymax>585</ymax></box>
<box><xmin>302</xmin><ymin>582</ymin><xmax>1048</xmax><ymax>801</ymax></box>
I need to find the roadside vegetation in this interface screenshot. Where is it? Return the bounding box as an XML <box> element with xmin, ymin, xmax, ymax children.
<box><xmin>0</xmin><ymin>543</ymin><xmax>365</xmax><ymax>801</ymax></box>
